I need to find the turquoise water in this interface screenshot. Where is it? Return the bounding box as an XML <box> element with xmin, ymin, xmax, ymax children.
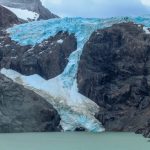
<box><xmin>0</xmin><ymin>132</ymin><xmax>149</xmax><ymax>150</ymax></box>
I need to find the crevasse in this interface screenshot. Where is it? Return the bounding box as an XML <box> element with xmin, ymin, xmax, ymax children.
<box><xmin>2</xmin><ymin>17</ymin><xmax>150</xmax><ymax>132</ymax></box>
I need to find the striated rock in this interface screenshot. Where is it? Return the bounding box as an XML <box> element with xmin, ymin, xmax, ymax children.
<box><xmin>0</xmin><ymin>5</ymin><xmax>19</xmax><ymax>28</ymax></box>
<box><xmin>77</xmin><ymin>22</ymin><xmax>150</xmax><ymax>136</ymax></box>
<box><xmin>0</xmin><ymin>0</ymin><xmax>58</xmax><ymax>20</ymax></box>
<box><xmin>0</xmin><ymin>73</ymin><xmax>60</xmax><ymax>133</ymax></box>
<box><xmin>0</xmin><ymin>31</ymin><xmax>77</xmax><ymax>79</ymax></box>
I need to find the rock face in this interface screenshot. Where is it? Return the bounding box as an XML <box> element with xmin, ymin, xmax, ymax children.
<box><xmin>77</xmin><ymin>23</ymin><xmax>150</xmax><ymax>136</ymax></box>
<box><xmin>0</xmin><ymin>5</ymin><xmax>19</xmax><ymax>28</ymax></box>
<box><xmin>0</xmin><ymin>30</ymin><xmax>77</xmax><ymax>79</ymax></box>
<box><xmin>141</xmin><ymin>120</ymin><xmax>150</xmax><ymax>138</ymax></box>
<box><xmin>0</xmin><ymin>73</ymin><xmax>60</xmax><ymax>133</ymax></box>
<box><xmin>0</xmin><ymin>24</ymin><xmax>76</xmax><ymax>132</ymax></box>
<box><xmin>0</xmin><ymin>0</ymin><xmax>58</xmax><ymax>20</ymax></box>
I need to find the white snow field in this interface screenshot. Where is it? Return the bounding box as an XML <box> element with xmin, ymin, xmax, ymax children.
<box><xmin>2</xmin><ymin>5</ymin><xmax>39</xmax><ymax>21</ymax></box>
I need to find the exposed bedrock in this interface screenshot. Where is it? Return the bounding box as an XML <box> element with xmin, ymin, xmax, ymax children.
<box><xmin>0</xmin><ymin>31</ymin><xmax>77</xmax><ymax>79</ymax></box>
<box><xmin>0</xmin><ymin>5</ymin><xmax>20</xmax><ymax>28</ymax></box>
<box><xmin>0</xmin><ymin>73</ymin><xmax>60</xmax><ymax>133</ymax></box>
<box><xmin>77</xmin><ymin>22</ymin><xmax>150</xmax><ymax>136</ymax></box>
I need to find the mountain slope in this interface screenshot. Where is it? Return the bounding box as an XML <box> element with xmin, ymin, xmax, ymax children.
<box><xmin>1</xmin><ymin>18</ymin><xmax>112</xmax><ymax>132</ymax></box>
<box><xmin>0</xmin><ymin>17</ymin><xmax>135</xmax><ymax>132</ymax></box>
<box><xmin>0</xmin><ymin>30</ymin><xmax>77</xmax><ymax>79</ymax></box>
<box><xmin>0</xmin><ymin>73</ymin><xmax>60</xmax><ymax>132</ymax></box>
<box><xmin>1</xmin><ymin>17</ymin><xmax>150</xmax><ymax>136</ymax></box>
<box><xmin>77</xmin><ymin>22</ymin><xmax>150</xmax><ymax>135</ymax></box>
<box><xmin>0</xmin><ymin>5</ymin><xmax>19</xmax><ymax>28</ymax></box>
<box><xmin>0</xmin><ymin>0</ymin><xmax>58</xmax><ymax>21</ymax></box>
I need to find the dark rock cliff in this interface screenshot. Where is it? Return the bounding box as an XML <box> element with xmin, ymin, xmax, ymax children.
<box><xmin>0</xmin><ymin>5</ymin><xmax>19</xmax><ymax>28</ymax></box>
<box><xmin>77</xmin><ymin>22</ymin><xmax>150</xmax><ymax>137</ymax></box>
<box><xmin>0</xmin><ymin>73</ymin><xmax>60</xmax><ymax>133</ymax></box>
<box><xmin>0</xmin><ymin>30</ymin><xmax>77</xmax><ymax>79</ymax></box>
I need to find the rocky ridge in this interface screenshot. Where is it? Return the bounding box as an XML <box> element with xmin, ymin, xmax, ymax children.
<box><xmin>0</xmin><ymin>30</ymin><xmax>77</xmax><ymax>79</ymax></box>
<box><xmin>0</xmin><ymin>5</ymin><xmax>20</xmax><ymax>28</ymax></box>
<box><xmin>0</xmin><ymin>0</ymin><xmax>58</xmax><ymax>20</ymax></box>
<box><xmin>0</xmin><ymin>73</ymin><xmax>60</xmax><ymax>132</ymax></box>
<box><xmin>77</xmin><ymin>22</ymin><xmax>150</xmax><ymax>137</ymax></box>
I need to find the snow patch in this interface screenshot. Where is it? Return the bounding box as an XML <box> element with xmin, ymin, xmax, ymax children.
<box><xmin>7</xmin><ymin>17</ymin><xmax>130</xmax><ymax>46</ymax></box>
<box><xmin>57</xmin><ymin>39</ymin><xmax>63</xmax><ymax>44</ymax></box>
<box><xmin>143</xmin><ymin>26</ymin><xmax>150</xmax><ymax>34</ymax></box>
<box><xmin>2</xmin><ymin>5</ymin><xmax>39</xmax><ymax>21</ymax></box>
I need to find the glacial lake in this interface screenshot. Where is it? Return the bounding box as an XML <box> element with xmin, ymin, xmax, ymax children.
<box><xmin>0</xmin><ymin>132</ymin><xmax>149</xmax><ymax>150</ymax></box>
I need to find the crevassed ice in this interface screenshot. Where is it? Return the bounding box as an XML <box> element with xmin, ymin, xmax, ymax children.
<box><xmin>3</xmin><ymin>17</ymin><xmax>150</xmax><ymax>132</ymax></box>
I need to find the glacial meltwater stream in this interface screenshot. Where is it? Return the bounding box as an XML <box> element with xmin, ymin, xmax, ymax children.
<box><xmin>0</xmin><ymin>132</ymin><xmax>149</xmax><ymax>150</ymax></box>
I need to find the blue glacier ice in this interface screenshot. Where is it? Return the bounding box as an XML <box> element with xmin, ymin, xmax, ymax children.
<box><xmin>7</xmin><ymin>17</ymin><xmax>150</xmax><ymax>89</ymax></box>
<box><xmin>7</xmin><ymin>17</ymin><xmax>132</xmax><ymax>89</ymax></box>
<box><xmin>4</xmin><ymin>16</ymin><xmax>150</xmax><ymax>132</ymax></box>
<box><xmin>7</xmin><ymin>17</ymin><xmax>130</xmax><ymax>46</ymax></box>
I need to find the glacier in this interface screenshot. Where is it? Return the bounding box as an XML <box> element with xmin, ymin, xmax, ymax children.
<box><xmin>2</xmin><ymin>17</ymin><xmax>150</xmax><ymax>132</ymax></box>
<box><xmin>1</xmin><ymin>68</ymin><xmax>104</xmax><ymax>132</ymax></box>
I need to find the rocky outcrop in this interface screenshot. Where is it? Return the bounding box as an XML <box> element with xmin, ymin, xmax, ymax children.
<box><xmin>0</xmin><ymin>73</ymin><xmax>60</xmax><ymax>133</ymax></box>
<box><xmin>0</xmin><ymin>5</ymin><xmax>19</xmax><ymax>28</ymax></box>
<box><xmin>141</xmin><ymin>120</ymin><xmax>150</xmax><ymax>138</ymax></box>
<box><xmin>0</xmin><ymin>0</ymin><xmax>58</xmax><ymax>20</ymax></box>
<box><xmin>0</xmin><ymin>30</ymin><xmax>77</xmax><ymax>79</ymax></box>
<box><xmin>77</xmin><ymin>23</ymin><xmax>150</xmax><ymax>136</ymax></box>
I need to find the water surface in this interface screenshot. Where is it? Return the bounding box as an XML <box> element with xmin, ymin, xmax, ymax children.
<box><xmin>0</xmin><ymin>132</ymin><xmax>149</xmax><ymax>150</ymax></box>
